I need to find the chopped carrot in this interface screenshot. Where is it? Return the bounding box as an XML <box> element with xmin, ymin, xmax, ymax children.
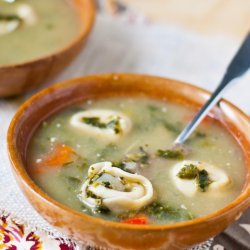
<box><xmin>122</xmin><ymin>216</ymin><xmax>148</xmax><ymax>225</ymax></box>
<box><xmin>32</xmin><ymin>144</ymin><xmax>76</xmax><ymax>174</ymax></box>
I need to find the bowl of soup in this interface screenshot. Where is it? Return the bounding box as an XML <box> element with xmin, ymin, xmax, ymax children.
<box><xmin>8</xmin><ymin>74</ymin><xmax>250</xmax><ymax>249</ymax></box>
<box><xmin>0</xmin><ymin>0</ymin><xmax>95</xmax><ymax>97</ymax></box>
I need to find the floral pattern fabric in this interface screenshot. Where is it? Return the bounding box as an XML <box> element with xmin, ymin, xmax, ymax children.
<box><xmin>1</xmin><ymin>209</ymin><xmax>249</xmax><ymax>249</ymax></box>
<box><xmin>0</xmin><ymin>213</ymin><xmax>77</xmax><ymax>250</ymax></box>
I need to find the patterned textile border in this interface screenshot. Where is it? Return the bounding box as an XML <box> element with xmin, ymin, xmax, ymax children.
<box><xmin>0</xmin><ymin>211</ymin><xmax>78</xmax><ymax>250</ymax></box>
<box><xmin>0</xmin><ymin>210</ymin><xmax>214</xmax><ymax>250</ymax></box>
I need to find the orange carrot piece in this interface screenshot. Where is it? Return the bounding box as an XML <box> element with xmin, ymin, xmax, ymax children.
<box><xmin>122</xmin><ymin>216</ymin><xmax>148</xmax><ymax>225</ymax></box>
<box><xmin>32</xmin><ymin>144</ymin><xmax>76</xmax><ymax>174</ymax></box>
<box><xmin>38</xmin><ymin>144</ymin><xmax>76</xmax><ymax>167</ymax></box>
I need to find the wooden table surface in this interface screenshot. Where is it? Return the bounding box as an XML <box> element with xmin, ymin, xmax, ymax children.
<box><xmin>121</xmin><ymin>0</ymin><xmax>250</xmax><ymax>41</ymax></box>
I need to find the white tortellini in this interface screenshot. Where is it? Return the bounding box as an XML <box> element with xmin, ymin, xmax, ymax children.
<box><xmin>80</xmin><ymin>162</ymin><xmax>154</xmax><ymax>213</ymax></box>
<box><xmin>0</xmin><ymin>3</ymin><xmax>37</xmax><ymax>36</ymax></box>
<box><xmin>70</xmin><ymin>109</ymin><xmax>132</xmax><ymax>141</ymax></box>
<box><xmin>171</xmin><ymin>160</ymin><xmax>231</xmax><ymax>197</ymax></box>
<box><xmin>0</xmin><ymin>17</ymin><xmax>20</xmax><ymax>35</ymax></box>
<box><xmin>16</xmin><ymin>4</ymin><xmax>37</xmax><ymax>26</ymax></box>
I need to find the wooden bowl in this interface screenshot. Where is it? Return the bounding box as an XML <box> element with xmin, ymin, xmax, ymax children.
<box><xmin>7</xmin><ymin>74</ymin><xmax>250</xmax><ymax>249</ymax></box>
<box><xmin>0</xmin><ymin>0</ymin><xmax>95</xmax><ymax>97</ymax></box>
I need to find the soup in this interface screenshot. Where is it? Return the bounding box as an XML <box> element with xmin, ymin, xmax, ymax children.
<box><xmin>27</xmin><ymin>97</ymin><xmax>246</xmax><ymax>225</ymax></box>
<box><xmin>0</xmin><ymin>0</ymin><xmax>81</xmax><ymax>65</ymax></box>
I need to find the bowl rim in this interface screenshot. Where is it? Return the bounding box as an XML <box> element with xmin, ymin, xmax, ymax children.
<box><xmin>7</xmin><ymin>73</ymin><xmax>250</xmax><ymax>231</ymax></box>
<box><xmin>0</xmin><ymin>0</ymin><xmax>95</xmax><ymax>69</ymax></box>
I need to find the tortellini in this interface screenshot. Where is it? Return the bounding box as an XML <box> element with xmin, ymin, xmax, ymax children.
<box><xmin>0</xmin><ymin>3</ymin><xmax>37</xmax><ymax>36</ymax></box>
<box><xmin>16</xmin><ymin>4</ymin><xmax>37</xmax><ymax>26</ymax></box>
<box><xmin>0</xmin><ymin>16</ymin><xmax>20</xmax><ymax>35</ymax></box>
<box><xmin>70</xmin><ymin>109</ymin><xmax>132</xmax><ymax>141</ymax></box>
<box><xmin>80</xmin><ymin>162</ymin><xmax>154</xmax><ymax>213</ymax></box>
<box><xmin>171</xmin><ymin>160</ymin><xmax>230</xmax><ymax>197</ymax></box>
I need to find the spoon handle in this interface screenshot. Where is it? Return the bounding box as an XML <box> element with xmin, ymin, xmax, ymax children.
<box><xmin>175</xmin><ymin>32</ymin><xmax>250</xmax><ymax>145</ymax></box>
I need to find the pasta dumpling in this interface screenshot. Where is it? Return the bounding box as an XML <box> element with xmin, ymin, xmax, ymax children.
<box><xmin>70</xmin><ymin>109</ymin><xmax>131</xmax><ymax>141</ymax></box>
<box><xmin>80</xmin><ymin>162</ymin><xmax>154</xmax><ymax>213</ymax></box>
<box><xmin>16</xmin><ymin>4</ymin><xmax>37</xmax><ymax>26</ymax></box>
<box><xmin>0</xmin><ymin>3</ymin><xmax>36</xmax><ymax>36</ymax></box>
<box><xmin>171</xmin><ymin>160</ymin><xmax>231</xmax><ymax>197</ymax></box>
<box><xmin>0</xmin><ymin>18</ymin><xmax>20</xmax><ymax>35</ymax></box>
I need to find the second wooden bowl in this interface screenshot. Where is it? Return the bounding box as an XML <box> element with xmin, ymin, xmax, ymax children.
<box><xmin>0</xmin><ymin>0</ymin><xmax>95</xmax><ymax>97</ymax></box>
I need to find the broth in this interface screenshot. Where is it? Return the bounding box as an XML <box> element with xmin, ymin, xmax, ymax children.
<box><xmin>0</xmin><ymin>0</ymin><xmax>81</xmax><ymax>65</ymax></box>
<box><xmin>27</xmin><ymin>98</ymin><xmax>246</xmax><ymax>224</ymax></box>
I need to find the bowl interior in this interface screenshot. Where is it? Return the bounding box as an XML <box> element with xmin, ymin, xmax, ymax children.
<box><xmin>8</xmin><ymin>74</ymin><xmax>250</xmax><ymax>230</ymax></box>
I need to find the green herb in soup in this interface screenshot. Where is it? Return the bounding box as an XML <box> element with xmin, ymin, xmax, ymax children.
<box><xmin>177</xmin><ymin>164</ymin><xmax>213</xmax><ymax>192</ymax></box>
<box><xmin>156</xmin><ymin>148</ymin><xmax>185</xmax><ymax>160</ymax></box>
<box><xmin>27</xmin><ymin>98</ymin><xmax>246</xmax><ymax>225</ymax></box>
<box><xmin>126</xmin><ymin>146</ymin><xmax>150</xmax><ymax>166</ymax></box>
<box><xmin>144</xmin><ymin>202</ymin><xmax>193</xmax><ymax>222</ymax></box>
<box><xmin>82</xmin><ymin>116</ymin><xmax>123</xmax><ymax>134</ymax></box>
<box><xmin>0</xmin><ymin>13</ymin><xmax>21</xmax><ymax>21</ymax></box>
<box><xmin>177</xmin><ymin>164</ymin><xmax>199</xmax><ymax>179</ymax></box>
<box><xmin>196</xmin><ymin>169</ymin><xmax>212</xmax><ymax>192</ymax></box>
<box><xmin>0</xmin><ymin>0</ymin><xmax>81</xmax><ymax>65</ymax></box>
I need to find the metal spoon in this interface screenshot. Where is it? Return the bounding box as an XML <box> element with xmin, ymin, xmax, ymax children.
<box><xmin>174</xmin><ymin>32</ymin><xmax>250</xmax><ymax>145</ymax></box>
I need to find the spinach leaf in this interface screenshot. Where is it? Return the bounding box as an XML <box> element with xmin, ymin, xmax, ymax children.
<box><xmin>145</xmin><ymin>202</ymin><xmax>193</xmax><ymax>221</ymax></box>
<box><xmin>82</xmin><ymin>116</ymin><xmax>122</xmax><ymax>134</ymax></box>
<box><xmin>177</xmin><ymin>164</ymin><xmax>199</xmax><ymax>179</ymax></box>
<box><xmin>177</xmin><ymin>164</ymin><xmax>212</xmax><ymax>192</ymax></box>
<box><xmin>126</xmin><ymin>146</ymin><xmax>149</xmax><ymax>165</ymax></box>
<box><xmin>156</xmin><ymin>149</ymin><xmax>184</xmax><ymax>160</ymax></box>
<box><xmin>82</xmin><ymin>117</ymin><xmax>106</xmax><ymax>128</ymax></box>
<box><xmin>94</xmin><ymin>204</ymin><xmax>110</xmax><ymax>214</ymax></box>
<box><xmin>147</xmin><ymin>105</ymin><xmax>161</xmax><ymax>112</ymax></box>
<box><xmin>106</xmin><ymin>118</ymin><xmax>122</xmax><ymax>134</ymax></box>
<box><xmin>197</xmin><ymin>169</ymin><xmax>212</xmax><ymax>192</ymax></box>
<box><xmin>0</xmin><ymin>14</ymin><xmax>21</xmax><ymax>21</ymax></box>
<box><xmin>102</xmin><ymin>181</ymin><xmax>113</xmax><ymax>189</ymax></box>
<box><xmin>163</xmin><ymin>121</ymin><xmax>182</xmax><ymax>134</ymax></box>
